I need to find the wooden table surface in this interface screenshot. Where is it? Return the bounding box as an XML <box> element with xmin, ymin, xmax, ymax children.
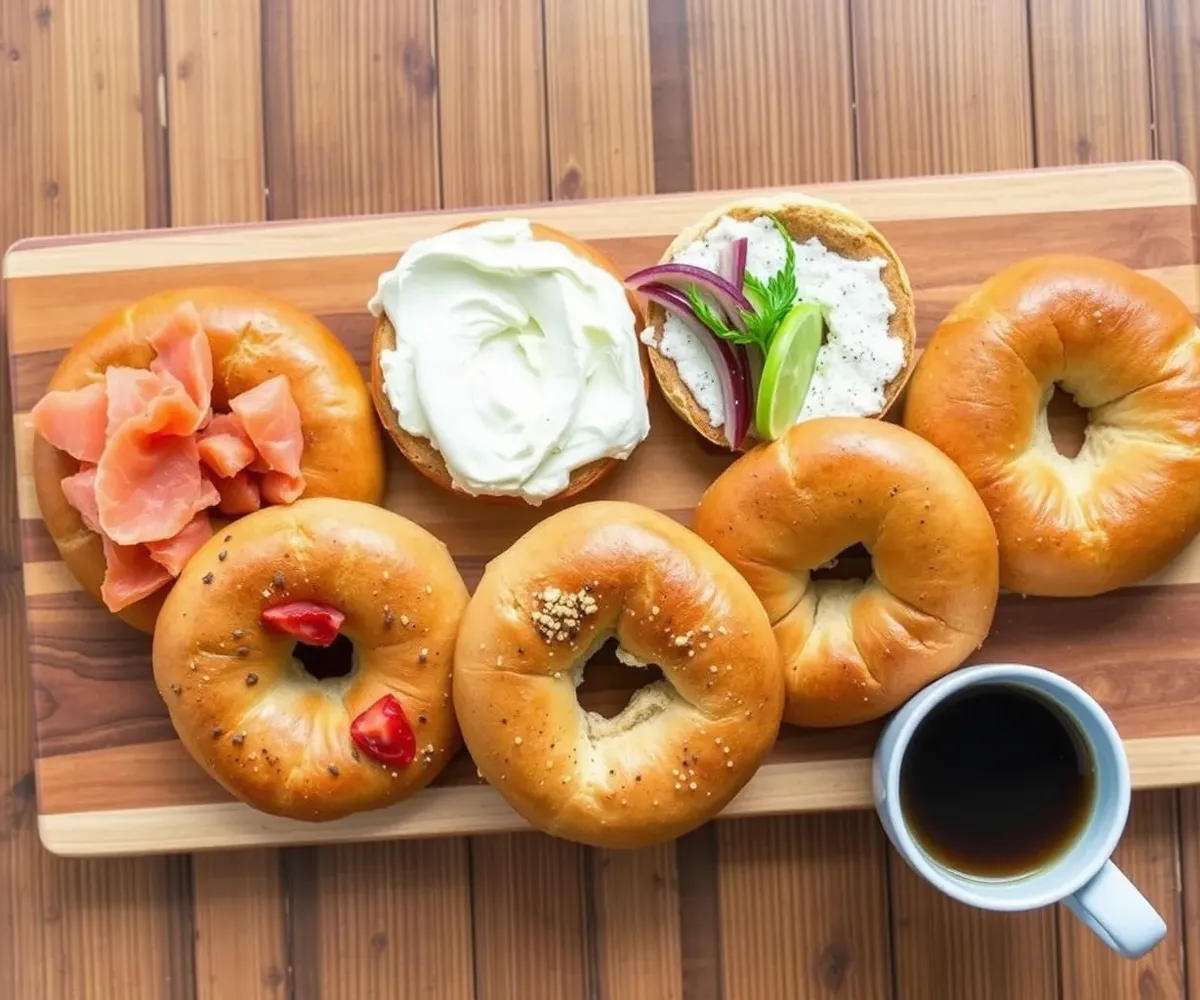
<box><xmin>2</xmin><ymin>1</ymin><xmax>1199</xmax><ymax>998</ymax></box>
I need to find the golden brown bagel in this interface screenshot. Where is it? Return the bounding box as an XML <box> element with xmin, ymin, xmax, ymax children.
<box><xmin>643</xmin><ymin>193</ymin><xmax>916</xmax><ymax>446</ymax></box>
<box><xmin>33</xmin><ymin>286</ymin><xmax>386</xmax><ymax>633</ymax></box>
<box><xmin>369</xmin><ymin>221</ymin><xmax>650</xmax><ymax>504</ymax></box>
<box><xmin>453</xmin><ymin>501</ymin><xmax>784</xmax><ymax>848</ymax></box>
<box><xmin>152</xmin><ymin>498</ymin><xmax>468</xmax><ymax>822</ymax></box>
<box><xmin>693</xmin><ymin>418</ymin><xmax>999</xmax><ymax>728</ymax></box>
<box><xmin>903</xmin><ymin>255</ymin><xmax>1200</xmax><ymax>596</ymax></box>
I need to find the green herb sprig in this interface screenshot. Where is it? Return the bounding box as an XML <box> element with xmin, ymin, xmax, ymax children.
<box><xmin>686</xmin><ymin>214</ymin><xmax>799</xmax><ymax>352</ymax></box>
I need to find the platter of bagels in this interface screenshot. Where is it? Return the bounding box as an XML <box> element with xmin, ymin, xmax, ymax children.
<box><xmin>9</xmin><ymin>160</ymin><xmax>1200</xmax><ymax>857</ymax></box>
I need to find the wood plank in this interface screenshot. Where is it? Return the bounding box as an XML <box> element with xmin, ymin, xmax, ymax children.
<box><xmin>0</xmin><ymin>1</ymin><xmax>186</xmax><ymax>997</ymax></box>
<box><xmin>436</xmin><ymin>0</ymin><xmax>547</xmax><ymax>209</ymax></box>
<box><xmin>471</xmin><ymin>834</ymin><xmax>590</xmax><ymax>1000</ymax></box>
<box><xmin>593</xmin><ymin>845</ymin><xmax>683</xmax><ymax>1000</ymax></box>
<box><xmin>285</xmin><ymin>840</ymin><xmax>473</xmax><ymax>1000</ymax></box>
<box><xmin>193</xmin><ymin>851</ymin><xmax>287</xmax><ymax>999</ymax></box>
<box><xmin>890</xmin><ymin>847</ymin><xmax>1058</xmax><ymax>1000</ymax></box>
<box><xmin>1148</xmin><ymin>0</ymin><xmax>1200</xmax><ymax>177</ymax></box>
<box><xmin>1029</xmin><ymin>0</ymin><xmax>1153</xmax><ymax>166</ymax></box>
<box><xmin>261</xmin><ymin>0</ymin><xmax>439</xmax><ymax>218</ymax></box>
<box><xmin>852</xmin><ymin>0</ymin><xmax>1034</xmax><ymax>178</ymax></box>
<box><xmin>676</xmin><ymin>826</ymin><xmax>722</xmax><ymax>1000</ymax></box>
<box><xmin>718</xmin><ymin>814</ymin><xmax>892</xmax><ymax>1000</ymax></box>
<box><xmin>544</xmin><ymin>0</ymin><xmax>653</xmax><ymax>200</ymax></box>
<box><xmin>648</xmin><ymin>0</ymin><xmax>694</xmax><ymax>193</ymax></box>
<box><xmin>685</xmin><ymin>0</ymin><xmax>854</xmax><ymax>188</ymax></box>
<box><xmin>1058</xmin><ymin>790</ymin><xmax>1186</xmax><ymax>1000</ymax></box>
<box><xmin>164</xmin><ymin>0</ymin><xmax>266</xmax><ymax>225</ymax></box>
<box><xmin>1179</xmin><ymin>787</ymin><xmax>1200</xmax><ymax>999</ymax></box>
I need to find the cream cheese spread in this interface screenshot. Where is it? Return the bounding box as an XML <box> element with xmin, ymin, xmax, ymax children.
<box><xmin>369</xmin><ymin>219</ymin><xmax>649</xmax><ymax>504</ymax></box>
<box><xmin>641</xmin><ymin>215</ymin><xmax>904</xmax><ymax>428</ymax></box>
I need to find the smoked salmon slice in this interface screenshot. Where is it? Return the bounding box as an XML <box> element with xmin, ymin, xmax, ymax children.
<box><xmin>213</xmin><ymin>469</ymin><xmax>262</xmax><ymax>515</ymax></box>
<box><xmin>148</xmin><ymin>302</ymin><xmax>213</xmax><ymax>419</ymax></box>
<box><xmin>100</xmin><ymin>536</ymin><xmax>173</xmax><ymax>612</ymax></box>
<box><xmin>260</xmin><ymin>471</ymin><xmax>306</xmax><ymax>505</ymax></box>
<box><xmin>229</xmin><ymin>375</ymin><xmax>304</xmax><ymax>478</ymax></box>
<box><xmin>33</xmin><ymin>302</ymin><xmax>309</xmax><ymax>613</ymax></box>
<box><xmin>30</xmin><ymin>382</ymin><xmax>107</xmax><ymax>464</ymax></box>
<box><xmin>60</xmin><ymin>464</ymin><xmax>100</xmax><ymax>533</ymax></box>
<box><xmin>96</xmin><ymin>430</ymin><xmax>205</xmax><ymax>545</ymax></box>
<box><xmin>146</xmin><ymin>512</ymin><xmax>213</xmax><ymax>576</ymax></box>
<box><xmin>197</xmin><ymin>413</ymin><xmax>257</xmax><ymax>478</ymax></box>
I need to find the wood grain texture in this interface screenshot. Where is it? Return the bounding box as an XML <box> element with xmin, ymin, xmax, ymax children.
<box><xmin>890</xmin><ymin>848</ymin><xmax>1059</xmax><ymax>1000</ymax></box>
<box><xmin>164</xmin><ymin>0</ymin><xmax>265</xmax><ymax>225</ymax></box>
<box><xmin>1058</xmin><ymin>791</ymin><xmax>1186</xmax><ymax>1000</ymax></box>
<box><xmin>648</xmin><ymin>0</ymin><xmax>694</xmax><ymax>193</ymax></box>
<box><xmin>286</xmin><ymin>839</ymin><xmax>474</xmax><ymax>1000</ymax></box>
<box><xmin>436</xmin><ymin>0</ymin><xmax>548</xmax><ymax>209</ymax></box>
<box><xmin>1180</xmin><ymin>787</ymin><xmax>1200</xmax><ymax>999</ymax></box>
<box><xmin>544</xmin><ymin>0</ymin><xmax>654</xmax><ymax>200</ymax></box>
<box><xmin>593</xmin><ymin>845</ymin><xmax>683</xmax><ymax>1000</ymax></box>
<box><xmin>1148</xmin><ymin>0</ymin><xmax>1200</xmax><ymax>177</ymax></box>
<box><xmin>192</xmin><ymin>851</ymin><xmax>287</xmax><ymax>999</ymax></box>
<box><xmin>261</xmin><ymin>0</ymin><xmax>439</xmax><ymax>218</ymax></box>
<box><xmin>685</xmin><ymin>0</ymin><xmax>854</xmax><ymax>188</ymax></box>
<box><xmin>853</xmin><ymin>0</ymin><xmax>1034</xmax><ymax>178</ymax></box>
<box><xmin>471</xmin><ymin>834</ymin><xmax>590</xmax><ymax>1000</ymax></box>
<box><xmin>0</xmin><ymin>3</ymin><xmax>185</xmax><ymax>998</ymax></box>
<box><xmin>1029</xmin><ymin>0</ymin><xmax>1153</xmax><ymax>165</ymax></box>
<box><xmin>8</xmin><ymin>165</ymin><xmax>1200</xmax><ymax>855</ymax></box>
<box><xmin>718</xmin><ymin>814</ymin><xmax>892</xmax><ymax>1000</ymax></box>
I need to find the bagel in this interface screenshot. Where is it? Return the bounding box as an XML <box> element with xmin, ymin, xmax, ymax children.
<box><xmin>640</xmin><ymin>193</ymin><xmax>916</xmax><ymax>447</ymax></box>
<box><xmin>903</xmin><ymin>255</ymin><xmax>1200</xmax><ymax>596</ymax></box>
<box><xmin>369</xmin><ymin>220</ymin><xmax>651</xmax><ymax>505</ymax></box>
<box><xmin>32</xmin><ymin>286</ymin><xmax>386</xmax><ymax>632</ymax></box>
<box><xmin>452</xmin><ymin>500</ymin><xmax>784</xmax><ymax>847</ymax></box>
<box><xmin>693</xmin><ymin>418</ymin><xmax>999</xmax><ymax>728</ymax></box>
<box><xmin>152</xmin><ymin>498</ymin><xmax>468</xmax><ymax>821</ymax></box>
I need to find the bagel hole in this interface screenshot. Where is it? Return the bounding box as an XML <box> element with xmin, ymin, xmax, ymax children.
<box><xmin>1046</xmin><ymin>384</ymin><xmax>1089</xmax><ymax>459</ymax></box>
<box><xmin>810</xmin><ymin>543</ymin><xmax>872</xmax><ymax>582</ymax></box>
<box><xmin>574</xmin><ymin>637</ymin><xmax>667</xmax><ymax>719</ymax></box>
<box><xmin>294</xmin><ymin>634</ymin><xmax>355</xmax><ymax>681</ymax></box>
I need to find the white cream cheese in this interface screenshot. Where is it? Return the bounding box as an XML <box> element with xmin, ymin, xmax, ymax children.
<box><xmin>641</xmin><ymin>215</ymin><xmax>904</xmax><ymax>427</ymax></box>
<box><xmin>369</xmin><ymin>219</ymin><xmax>650</xmax><ymax>504</ymax></box>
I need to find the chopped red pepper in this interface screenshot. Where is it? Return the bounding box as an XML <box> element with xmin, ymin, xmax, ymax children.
<box><xmin>350</xmin><ymin>694</ymin><xmax>417</xmax><ymax>767</ymax></box>
<box><xmin>261</xmin><ymin>600</ymin><xmax>345</xmax><ymax>646</ymax></box>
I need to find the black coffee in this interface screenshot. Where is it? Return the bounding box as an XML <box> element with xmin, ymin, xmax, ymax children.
<box><xmin>899</xmin><ymin>684</ymin><xmax>1096</xmax><ymax>878</ymax></box>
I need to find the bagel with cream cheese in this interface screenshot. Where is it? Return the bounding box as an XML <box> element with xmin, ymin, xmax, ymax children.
<box><xmin>452</xmin><ymin>501</ymin><xmax>784</xmax><ymax>847</ymax></box>
<box><xmin>694</xmin><ymin>418</ymin><xmax>999</xmax><ymax>728</ymax></box>
<box><xmin>904</xmin><ymin>254</ymin><xmax>1200</xmax><ymax>596</ymax></box>
<box><xmin>638</xmin><ymin>193</ymin><xmax>916</xmax><ymax>448</ymax></box>
<box><xmin>153</xmin><ymin>498</ymin><xmax>468</xmax><ymax>822</ymax></box>
<box><xmin>31</xmin><ymin>287</ymin><xmax>386</xmax><ymax>633</ymax></box>
<box><xmin>369</xmin><ymin>220</ymin><xmax>651</xmax><ymax>505</ymax></box>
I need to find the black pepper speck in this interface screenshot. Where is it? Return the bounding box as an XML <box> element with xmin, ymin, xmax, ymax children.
<box><xmin>245</xmin><ymin>672</ymin><xmax>259</xmax><ymax>686</ymax></box>
<box><xmin>202</xmin><ymin>572</ymin><xmax>214</xmax><ymax>585</ymax></box>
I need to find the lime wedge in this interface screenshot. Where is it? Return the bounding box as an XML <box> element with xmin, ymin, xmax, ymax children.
<box><xmin>754</xmin><ymin>303</ymin><xmax>824</xmax><ymax>440</ymax></box>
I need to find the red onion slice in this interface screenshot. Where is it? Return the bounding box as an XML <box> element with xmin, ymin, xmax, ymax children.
<box><xmin>638</xmin><ymin>282</ymin><xmax>751</xmax><ymax>449</ymax></box>
<box><xmin>717</xmin><ymin>237</ymin><xmax>748</xmax><ymax>292</ymax></box>
<box><xmin>626</xmin><ymin>263</ymin><xmax>752</xmax><ymax>331</ymax></box>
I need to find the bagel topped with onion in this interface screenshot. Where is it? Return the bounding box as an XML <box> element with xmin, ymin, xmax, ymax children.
<box><xmin>368</xmin><ymin>219</ymin><xmax>651</xmax><ymax>506</ymax></box>
<box><xmin>629</xmin><ymin>194</ymin><xmax>916</xmax><ymax>449</ymax></box>
<box><xmin>30</xmin><ymin>287</ymin><xmax>385</xmax><ymax>632</ymax></box>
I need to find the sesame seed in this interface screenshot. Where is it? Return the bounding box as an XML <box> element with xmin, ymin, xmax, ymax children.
<box><xmin>514</xmin><ymin>737</ymin><xmax>523</xmax><ymax>746</ymax></box>
<box><xmin>715</xmin><ymin>737</ymin><xmax>723</xmax><ymax>745</ymax></box>
<box><xmin>651</xmin><ymin>605</ymin><xmax>660</xmax><ymax>615</ymax></box>
<box><xmin>689</xmin><ymin>782</ymin><xmax>697</xmax><ymax>790</ymax></box>
<box><xmin>674</xmin><ymin>782</ymin><xmax>682</xmax><ymax>790</ymax></box>
<box><xmin>418</xmin><ymin>648</ymin><xmax>428</xmax><ymax>662</ymax></box>
<box><xmin>400</xmin><ymin>614</ymin><xmax>410</xmax><ymax>626</ymax></box>
<box><xmin>496</xmin><ymin>655</ymin><xmax>504</xmax><ymax>666</ymax></box>
<box><xmin>709</xmin><ymin>665</ymin><xmax>718</xmax><ymax>674</ymax></box>
<box><xmin>425</xmin><ymin>585</ymin><xmax>433</xmax><ymax>594</ymax></box>
<box><xmin>726</xmin><ymin>761</ymin><xmax>734</xmax><ymax>768</ymax></box>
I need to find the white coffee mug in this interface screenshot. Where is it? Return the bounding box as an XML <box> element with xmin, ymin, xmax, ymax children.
<box><xmin>873</xmin><ymin>663</ymin><xmax>1167</xmax><ymax>959</ymax></box>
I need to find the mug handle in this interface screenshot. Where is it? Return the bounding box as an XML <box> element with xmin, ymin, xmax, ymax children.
<box><xmin>1063</xmin><ymin>860</ymin><xmax>1167</xmax><ymax>959</ymax></box>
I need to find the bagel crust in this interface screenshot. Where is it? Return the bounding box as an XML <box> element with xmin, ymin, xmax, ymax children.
<box><xmin>903</xmin><ymin>255</ymin><xmax>1200</xmax><ymax>596</ymax></box>
<box><xmin>369</xmin><ymin>221</ymin><xmax>650</xmax><ymax>504</ymax></box>
<box><xmin>152</xmin><ymin>499</ymin><xmax>468</xmax><ymax>822</ymax></box>
<box><xmin>693</xmin><ymin>418</ymin><xmax>999</xmax><ymax>728</ymax></box>
<box><xmin>33</xmin><ymin>286</ymin><xmax>386</xmax><ymax>633</ymax></box>
<box><xmin>644</xmin><ymin>193</ymin><xmax>917</xmax><ymax>446</ymax></box>
<box><xmin>452</xmin><ymin>501</ymin><xmax>784</xmax><ymax>848</ymax></box>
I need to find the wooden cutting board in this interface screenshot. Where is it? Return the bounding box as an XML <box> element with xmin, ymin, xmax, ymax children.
<box><xmin>8</xmin><ymin>162</ymin><xmax>1200</xmax><ymax>857</ymax></box>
